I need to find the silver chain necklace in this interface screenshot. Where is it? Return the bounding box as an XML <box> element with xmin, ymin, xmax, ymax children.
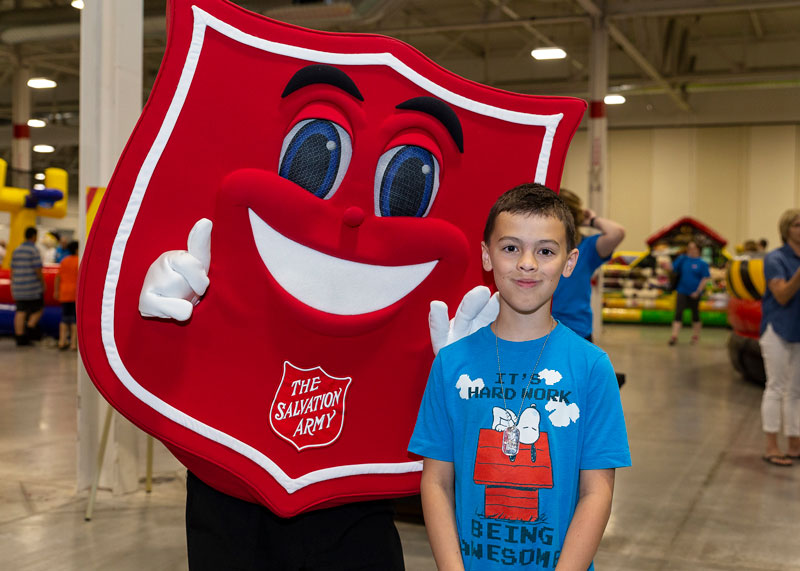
<box><xmin>494</xmin><ymin>318</ymin><xmax>555</xmax><ymax>457</ymax></box>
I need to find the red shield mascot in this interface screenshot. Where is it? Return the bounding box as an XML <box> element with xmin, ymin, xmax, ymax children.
<box><xmin>78</xmin><ymin>0</ymin><xmax>585</xmax><ymax>541</ymax></box>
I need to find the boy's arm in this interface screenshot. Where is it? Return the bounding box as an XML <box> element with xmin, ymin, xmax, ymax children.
<box><xmin>555</xmin><ymin>468</ymin><xmax>615</xmax><ymax>571</ymax></box>
<box><xmin>420</xmin><ymin>458</ymin><xmax>464</xmax><ymax>571</ymax></box>
<box><xmin>54</xmin><ymin>274</ymin><xmax>61</xmax><ymax>301</ymax></box>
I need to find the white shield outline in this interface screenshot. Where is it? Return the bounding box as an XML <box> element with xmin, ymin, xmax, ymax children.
<box><xmin>270</xmin><ymin>361</ymin><xmax>352</xmax><ymax>452</ymax></box>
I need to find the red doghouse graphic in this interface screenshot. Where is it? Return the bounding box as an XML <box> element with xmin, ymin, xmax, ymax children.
<box><xmin>475</xmin><ymin>418</ymin><xmax>553</xmax><ymax>521</ymax></box>
<box><xmin>78</xmin><ymin>0</ymin><xmax>586</xmax><ymax>517</ymax></box>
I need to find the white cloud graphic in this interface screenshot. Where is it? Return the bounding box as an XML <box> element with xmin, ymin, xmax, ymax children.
<box><xmin>455</xmin><ymin>374</ymin><xmax>484</xmax><ymax>400</ymax></box>
<box><xmin>545</xmin><ymin>400</ymin><xmax>580</xmax><ymax>427</ymax></box>
<box><xmin>539</xmin><ymin>368</ymin><xmax>562</xmax><ymax>386</ymax></box>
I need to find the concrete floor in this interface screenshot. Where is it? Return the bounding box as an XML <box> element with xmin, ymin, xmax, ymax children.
<box><xmin>1</xmin><ymin>325</ymin><xmax>800</xmax><ymax>570</ymax></box>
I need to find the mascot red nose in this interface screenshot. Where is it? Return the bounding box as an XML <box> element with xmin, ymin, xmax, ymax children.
<box><xmin>78</xmin><ymin>0</ymin><xmax>586</xmax><ymax>517</ymax></box>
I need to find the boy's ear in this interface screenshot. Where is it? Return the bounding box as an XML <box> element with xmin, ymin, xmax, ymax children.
<box><xmin>481</xmin><ymin>241</ymin><xmax>492</xmax><ymax>272</ymax></box>
<box><xmin>562</xmin><ymin>248</ymin><xmax>579</xmax><ymax>278</ymax></box>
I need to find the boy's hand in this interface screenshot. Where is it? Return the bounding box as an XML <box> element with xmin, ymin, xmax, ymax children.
<box><xmin>138</xmin><ymin>218</ymin><xmax>212</xmax><ymax>321</ymax></box>
<box><xmin>429</xmin><ymin>285</ymin><xmax>499</xmax><ymax>355</ymax></box>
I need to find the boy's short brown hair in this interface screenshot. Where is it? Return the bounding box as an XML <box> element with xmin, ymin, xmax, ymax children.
<box><xmin>483</xmin><ymin>183</ymin><xmax>577</xmax><ymax>251</ymax></box>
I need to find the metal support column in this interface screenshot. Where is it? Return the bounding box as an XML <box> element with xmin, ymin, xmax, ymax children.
<box><xmin>10</xmin><ymin>65</ymin><xmax>31</xmax><ymax>190</ymax></box>
<box><xmin>77</xmin><ymin>0</ymin><xmax>144</xmax><ymax>497</ymax></box>
<box><xmin>588</xmin><ymin>10</ymin><xmax>609</xmax><ymax>337</ymax></box>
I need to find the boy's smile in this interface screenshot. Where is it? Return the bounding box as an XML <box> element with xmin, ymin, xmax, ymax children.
<box><xmin>482</xmin><ymin>211</ymin><xmax>578</xmax><ymax>324</ymax></box>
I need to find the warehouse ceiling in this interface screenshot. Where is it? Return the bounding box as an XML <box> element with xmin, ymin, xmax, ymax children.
<box><xmin>1</xmin><ymin>0</ymin><xmax>800</xmax><ymax>183</ymax></box>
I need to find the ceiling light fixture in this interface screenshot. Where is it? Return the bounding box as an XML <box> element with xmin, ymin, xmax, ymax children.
<box><xmin>531</xmin><ymin>48</ymin><xmax>567</xmax><ymax>60</ymax></box>
<box><xmin>27</xmin><ymin>78</ymin><xmax>57</xmax><ymax>89</ymax></box>
<box><xmin>604</xmin><ymin>94</ymin><xmax>626</xmax><ymax>105</ymax></box>
<box><xmin>28</xmin><ymin>119</ymin><xmax>47</xmax><ymax>128</ymax></box>
<box><xmin>71</xmin><ymin>0</ymin><xmax>85</xmax><ymax>9</ymax></box>
<box><xmin>33</xmin><ymin>144</ymin><xmax>55</xmax><ymax>153</ymax></box>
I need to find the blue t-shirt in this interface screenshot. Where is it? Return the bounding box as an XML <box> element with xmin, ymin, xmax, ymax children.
<box><xmin>10</xmin><ymin>241</ymin><xmax>43</xmax><ymax>300</ymax></box>
<box><xmin>760</xmin><ymin>244</ymin><xmax>800</xmax><ymax>342</ymax></box>
<box><xmin>672</xmin><ymin>255</ymin><xmax>710</xmax><ymax>296</ymax></box>
<box><xmin>552</xmin><ymin>234</ymin><xmax>609</xmax><ymax>339</ymax></box>
<box><xmin>409</xmin><ymin>323</ymin><xmax>630</xmax><ymax>570</ymax></box>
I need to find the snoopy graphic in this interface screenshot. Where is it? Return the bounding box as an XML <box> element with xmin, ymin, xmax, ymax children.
<box><xmin>474</xmin><ymin>405</ymin><xmax>552</xmax><ymax>521</ymax></box>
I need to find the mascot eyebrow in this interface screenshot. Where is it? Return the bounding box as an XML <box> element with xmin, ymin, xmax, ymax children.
<box><xmin>281</xmin><ymin>64</ymin><xmax>364</xmax><ymax>101</ymax></box>
<box><xmin>281</xmin><ymin>64</ymin><xmax>464</xmax><ymax>154</ymax></box>
<box><xmin>396</xmin><ymin>97</ymin><xmax>464</xmax><ymax>154</ymax></box>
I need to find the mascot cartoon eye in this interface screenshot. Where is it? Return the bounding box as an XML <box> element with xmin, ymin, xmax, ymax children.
<box><xmin>374</xmin><ymin>145</ymin><xmax>440</xmax><ymax>217</ymax></box>
<box><xmin>278</xmin><ymin>118</ymin><xmax>352</xmax><ymax>199</ymax></box>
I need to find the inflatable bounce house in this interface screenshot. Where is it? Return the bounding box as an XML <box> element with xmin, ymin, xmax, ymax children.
<box><xmin>77</xmin><ymin>0</ymin><xmax>586</xmax><ymax>517</ymax></box>
<box><xmin>726</xmin><ymin>256</ymin><xmax>766</xmax><ymax>384</ymax></box>
<box><xmin>0</xmin><ymin>158</ymin><xmax>68</xmax><ymax>337</ymax></box>
<box><xmin>602</xmin><ymin>216</ymin><xmax>730</xmax><ymax>325</ymax></box>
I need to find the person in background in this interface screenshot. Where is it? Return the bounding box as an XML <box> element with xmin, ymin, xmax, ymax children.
<box><xmin>668</xmin><ymin>241</ymin><xmax>710</xmax><ymax>346</ymax></box>
<box><xmin>743</xmin><ymin>240</ymin><xmax>759</xmax><ymax>254</ymax></box>
<box><xmin>758</xmin><ymin>209</ymin><xmax>800</xmax><ymax>467</ymax></box>
<box><xmin>39</xmin><ymin>231</ymin><xmax>58</xmax><ymax>264</ymax></box>
<box><xmin>758</xmin><ymin>238</ymin><xmax>769</xmax><ymax>253</ymax></box>
<box><xmin>54</xmin><ymin>240</ymin><xmax>79</xmax><ymax>351</ymax></box>
<box><xmin>553</xmin><ymin>189</ymin><xmax>626</xmax><ymax>342</ymax></box>
<box><xmin>10</xmin><ymin>227</ymin><xmax>45</xmax><ymax>346</ymax></box>
<box><xmin>55</xmin><ymin>234</ymin><xmax>71</xmax><ymax>263</ymax></box>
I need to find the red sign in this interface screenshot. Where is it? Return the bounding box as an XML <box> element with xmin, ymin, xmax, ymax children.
<box><xmin>270</xmin><ymin>362</ymin><xmax>352</xmax><ymax>451</ymax></box>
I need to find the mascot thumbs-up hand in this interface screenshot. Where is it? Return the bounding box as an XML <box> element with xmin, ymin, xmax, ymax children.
<box><xmin>139</xmin><ymin>218</ymin><xmax>212</xmax><ymax>321</ymax></box>
<box><xmin>429</xmin><ymin>285</ymin><xmax>499</xmax><ymax>355</ymax></box>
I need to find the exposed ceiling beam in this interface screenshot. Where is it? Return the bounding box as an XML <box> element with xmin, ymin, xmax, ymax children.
<box><xmin>750</xmin><ymin>11</ymin><xmax>764</xmax><ymax>38</ymax></box>
<box><xmin>575</xmin><ymin>0</ymin><xmax>690</xmax><ymax>111</ymax></box>
<box><xmin>377</xmin><ymin>14</ymin><xmax>587</xmax><ymax>37</ymax></box>
<box><xmin>484</xmin><ymin>0</ymin><xmax>585</xmax><ymax>70</ymax></box>
<box><xmin>30</xmin><ymin>60</ymin><xmax>79</xmax><ymax>77</ymax></box>
<box><xmin>492</xmin><ymin>66</ymin><xmax>800</xmax><ymax>96</ymax></box>
<box><xmin>396</xmin><ymin>4</ymin><xmax>488</xmax><ymax>59</ymax></box>
<box><xmin>607</xmin><ymin>23</ymin><xmax>690</xmax><ymax>111</ymax></box>
<box><xmin>607</xmin><ymin>0</ymin><xmax>800</xmax><ymax>19</ymax></box>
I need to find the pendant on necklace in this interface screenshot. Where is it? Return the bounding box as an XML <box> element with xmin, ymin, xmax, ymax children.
<box><xmin>502</xmin><ymin>425</ymin><xmax>520</xmax><ymax>456</ymax></box>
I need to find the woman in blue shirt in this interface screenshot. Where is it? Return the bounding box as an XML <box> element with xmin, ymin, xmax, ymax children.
<box><xmin>668</xmin><ymin>241</ymin><xmax>710</xmax><ymax>346</ymax></box>
<box><xmin>759</xmin><ymin>209</ymin><xmax>800</xmax><ymax>466</ymax></box>
<box><xmin>552</xmin><ymin>189</ymin><xmax>625</xmax><ymax>341</ymax></box>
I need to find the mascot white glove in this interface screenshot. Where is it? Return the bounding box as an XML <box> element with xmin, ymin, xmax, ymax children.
<box><xmin>428</xmin><ymin>285</ymin><xmax>499</xmax><ymax>356</ymax></box>
<box><xmin>139</xmin><ymin>218</ymin><xmax>212</xmax><ymax>321</ymax></box>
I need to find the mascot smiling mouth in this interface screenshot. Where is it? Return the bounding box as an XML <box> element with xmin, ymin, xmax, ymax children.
<box><xmin>248</xmin><ymin>208</ymin><xmax>438</xmax><ymax>316</ymax></box>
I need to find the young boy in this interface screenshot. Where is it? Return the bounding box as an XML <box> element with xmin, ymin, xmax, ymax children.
<box><xmin>54</xmin><ymin>240</ymin><xmax>79</xmax><ymax>350</ymax></box>
<box><xmin>409</xmin><ymin>183</ymin><xmax>630</xmax><ymax>570</ymax></box>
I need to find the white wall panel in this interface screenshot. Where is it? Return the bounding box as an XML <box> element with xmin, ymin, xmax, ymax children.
<box><xmin>746</xmin><ymin>126</ymin><xmax>796</xmax><ymax>248</ymax></box>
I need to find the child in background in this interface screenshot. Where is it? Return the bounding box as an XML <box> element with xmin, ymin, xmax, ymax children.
<box><xmin>54</xmin><ymin>240</ymin><xmax>79</xmax><ymax>350</ymax></box>
<box><xmin>409</xmin><ymin>184</ymin><xmax>630</xmax><ymax>570</ymax></box>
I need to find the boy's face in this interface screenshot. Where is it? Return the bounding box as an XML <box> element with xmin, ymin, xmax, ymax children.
<box><xmin>481</xmin><ymin>211</ymin><xmax>578</xmax><ymax>318</ymax></box>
